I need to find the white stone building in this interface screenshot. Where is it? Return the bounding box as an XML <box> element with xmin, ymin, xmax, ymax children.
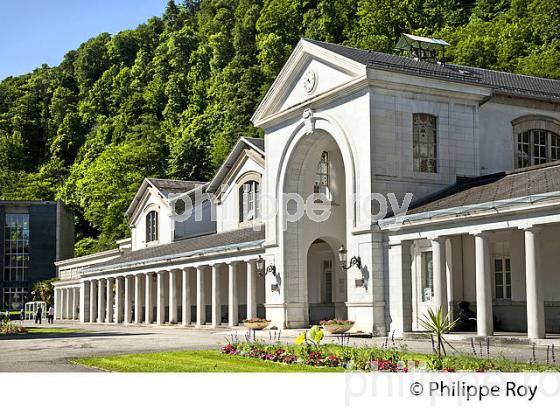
<box><xmin>54</xmin><ymin>38</ymin><xmax>560</xmax><ymax>339</ymax></box>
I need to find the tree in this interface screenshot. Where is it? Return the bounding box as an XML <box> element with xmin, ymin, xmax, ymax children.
<box><xmin>32</xmin><ymin>279</ymin><xmax>58</xmax><ymax>306</ymax></box>
<box><xmin>0</xmin><ymin>0</ymin><xmax>558</xmax><ymax>255</ymax></box>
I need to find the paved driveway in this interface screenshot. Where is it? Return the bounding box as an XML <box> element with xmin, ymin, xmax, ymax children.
<box><xmin>1</xmin><ymin>321</ymin><xmax>558</xmax><ymax>371</ymax></box>
<box><xmin>0</xmin><ymin>321</ymin><xmax>227</xmax><ymax>372</ymax></box>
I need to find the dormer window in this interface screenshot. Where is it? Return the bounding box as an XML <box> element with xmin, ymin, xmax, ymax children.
<box><xmin>314</xmin><ymin>151</ymin><xmax>331</xmax><ymax>201</ymax></box>
<box><xmin>516</xmin><ymin>129</ymin><xmax>560</xmax><ymax>168</ymax></box>
<box><xmin>240</xmin><ymin>181</ymin><xmax>260</xmax><ymax>223</ymax></box>
<box><xmin>146</xmin><ymin>210</ymin><xmax>158</xmax><ymax>243</ymax></box>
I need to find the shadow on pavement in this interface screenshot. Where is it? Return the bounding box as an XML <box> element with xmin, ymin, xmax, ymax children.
<box><xmin>0</xmin><ymin>331</ymin><xmax>156</xmax><ymax>340</ymax></box>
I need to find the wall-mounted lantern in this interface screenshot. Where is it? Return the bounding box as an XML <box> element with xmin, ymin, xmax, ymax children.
<box><xmin>338</xmin><ymin>245</ymin><xmax>365</xmax><ymax>288</ymax></box>
<box><xmin>337</xmin><ymin>245</ymin><xmax>362</xmax><ymax>270</ymax></box>
<box><xmin>256</xmin><ymin>255</ymin><xmax>276</xmax><ymax>277</ymax></box>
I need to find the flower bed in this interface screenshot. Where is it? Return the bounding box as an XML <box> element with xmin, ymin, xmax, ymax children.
<box><xmin>0</xmin><ymin>321</ymin><xmax>27</xmax><ymax>335</ymax></box>
<box><xmin>220</xmin><ymin>341</ymin><xmax>560</xmax><ymax>372</ymax></box>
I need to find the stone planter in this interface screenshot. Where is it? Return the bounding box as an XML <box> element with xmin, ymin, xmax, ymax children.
<box><xmin>322</xmin><ymin>322</ymin><xmax>354</xmax><ymax>334</ymax></box>
<box><xmin>243</xmin><ymin>321</ymin><xmax>270</xmax><ymax>330</ymax></box>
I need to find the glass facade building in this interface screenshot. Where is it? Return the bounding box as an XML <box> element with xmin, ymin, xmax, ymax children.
<box><xmin>0</xmin><ymin>201</ymin><xmax>74</xmax><ymax>311</ymax></box>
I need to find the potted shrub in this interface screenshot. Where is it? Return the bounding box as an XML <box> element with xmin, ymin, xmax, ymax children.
<box><xmin>320</xmin><ymin>319</ymin><xmax>355</xmax><ymax>334</ymax></box>
<box><xmin>242</xmin><ymin>318</ymin><xmax>271</xmax><ymax>330</ymax></box>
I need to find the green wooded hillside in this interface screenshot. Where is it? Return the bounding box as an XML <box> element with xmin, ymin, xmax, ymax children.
<box><xmin>1</xmin><ymin>0</ymin><xmax>558</xmax><ymax>256</ymax></box>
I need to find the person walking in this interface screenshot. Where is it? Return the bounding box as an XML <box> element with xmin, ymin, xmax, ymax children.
<box><xmin>35</xmin><ymin>306</ymin><xmax>43</xmax><ymax>324</ymax></box>
<box><xmin>20</xmin><ymin>308</ymin><xmax>25</xmax><ymax>323</ymax></box>
<box><xmin>47</xmin><ymin>305</ymin><xmax>55</xmax><ymax>324</ymax></box>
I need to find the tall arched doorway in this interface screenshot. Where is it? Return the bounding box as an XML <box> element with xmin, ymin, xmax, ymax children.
<box><xmin>307</xmin><ymin>238</ymin><xmax>347</xmax><ymax>323</ymax></box>
<box><xmin>281</xmin><ymin>129</ymin><xmax>349</xmax><ymax>327</ymax></box>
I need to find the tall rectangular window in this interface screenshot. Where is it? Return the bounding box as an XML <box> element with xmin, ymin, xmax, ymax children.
<box><xmin>322</xmin><ymin>259</ymin><xmax>333</xmax><ymax>304</ymax></box>
<box><xmin>314</xmin><ymin>151</ymin><xmax>331</xmax><ymax>200</ymax></box>
<box><xmin>494</xmin><ymin>257</ymin><xmax>511</xmax><ymax>299</ymax></box>
<box><xmin>413</xmin><ymin>114</ymin><xmax>437</xmax><ymax>173</ymax></box>
<box><xmin>421</xmin><ymin>251</ymin><xmax>433</xmax><ymax>302</ymax></box>
<box><xmin>240</xmin><ymin>181</ymin><xmax>260</xmax><ymax>222</ymax></box>
<box><xmin>4</xmin><ymin>213</ymin><xmax>30</xmax><ymax>281</ymax></box>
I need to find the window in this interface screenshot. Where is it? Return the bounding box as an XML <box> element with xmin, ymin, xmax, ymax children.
<box><xmin>314</xmin><ymin>151</ymin><xmax>331</xmax><ymax>200</ymax></box>
<box><xmin>413</xmin><ymin>114</ymin><xmax>437</xmax><ymax>173</ymax></box>
<box><xmin>494</xmin><ymin>257</ymin><xmax>511</xmax><ymax>300</ymax></box>
<box><xmin>2</xmin><ymin>287</ymin><xmax>27</xmax><ymax>310</ymax></box>
<box><xmin>3</xmin><ymin>214</ymin><xmax>29</xmax><ymax>281</ymax></box>
<box><xmin>516</xmin><ymin>129</ymin><xmax>560</xmax><ymax>168</ymax></box>
<box><xmin>145</xmin><ymin>211</ymin><xmax>158</xmax><ymax>243</ymax></box>
<box><xmin>322</xmin><ymin>259</ymin><xmax>333</xmax><ymax>304</ymax></box>
<box><xmin>239</xmin><ymin>181</ymin><xmax>260</xmax><ymax>223</ymax></box>
<box><xmin>421</xmin><ymin>251</ymin><xmax>433</xmax><ymax>302</ymax></box>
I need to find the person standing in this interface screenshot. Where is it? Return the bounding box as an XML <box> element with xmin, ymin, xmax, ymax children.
<box><xmin>35</xmin><ymin>306</ymin><xmax>43</xmax><ymax>324</ymax></box>
<box><xmin>47</xmin><ymin>305</ymin><xmax>55</xmax><ymax>324</ymax></box>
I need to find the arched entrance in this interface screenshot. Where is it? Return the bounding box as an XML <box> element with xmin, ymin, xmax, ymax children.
<box><xmin>307</xmin><ymin>238</ymin><xmax>347</xmax><ymax>323</ymax></box>
<box><xmin>280</xmin><ymin>128</ymin><xmax>350</xmax><ymax>327</ymax></box>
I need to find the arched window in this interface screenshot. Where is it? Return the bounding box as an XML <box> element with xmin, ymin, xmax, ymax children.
<box><xmin>413</xmin><ymin>114</ymin><xmax>437</xmax><ymax>173</ymax></box>
<box><xmin>314</xmin><ymin>151</ymin><xmax>331</xmax><ymax>200</ymax></box>
<box><xmin>516</xmin><ymin>129</ymin><xmax>560</xmax><ymax>168</ymax></box>
<box><xmin>239</xmin><ymin>181</ymin><xmax>260</xmax><ymax>223</ymax></box>
<box><xmin>146</xmin><ymin>211</ymin><xmax>158</xmax><ymax>243</ymax></box>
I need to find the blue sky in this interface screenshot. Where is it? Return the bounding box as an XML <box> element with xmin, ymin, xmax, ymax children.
<box><xmin>0</xmin><ymin>0</ymin><xmax>169</xmax><ymax>80</ymax></box>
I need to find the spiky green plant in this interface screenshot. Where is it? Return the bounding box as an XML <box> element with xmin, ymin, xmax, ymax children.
<box><xmin>418</xmin><ymin>307</ymin><xmax>458</xmax><ymax>357</ymax></box>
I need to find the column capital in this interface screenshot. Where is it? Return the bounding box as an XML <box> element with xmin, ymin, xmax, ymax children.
<box><xmin>519</xmin><ymin>224</ymin><xmax>543</xmax><ymax>233</ymax></box>
<box><xmin>426</xmin><ymin>233</ymin><xmax>447</xmax><ymax>242</ymax></box>
<box><xmin>426</xmin><ymin>234</ymin><xmax>447</xmax><ymax>243</ymax></box>
<box><xmin>469</xmin><ymin>229</ymin><xmax>492</xmax><ymax>238</ymax></box>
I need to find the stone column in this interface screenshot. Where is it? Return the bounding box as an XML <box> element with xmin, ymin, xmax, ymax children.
<box><xmin>97</xmin><ymin>279</ymin><xmax>106</xmax><ymax>323</ymax></box>
<box><xmin>58</xmin><ymin>288</ymin><xmax>64</xmax><ymax>319</ymax></box>
<box><xmin>134</xmin><ymin>274</ymin><xmax>143</xmax><ymax>324</ymax></box>
<box><xmin>524</xmin><ymin>226</ymin><xmax>545</xmax><ymax>339</ymax></box>
<box><xmin>182</xmin><ymin>268</ymin><xmax>191</xmax><ymax>326</ymax></box>
<box><xmin>196</xmin><ymin>266</ymin><xmax>206</xmax><ymax>326</ymax></box>
<box><xmin>64</xmin><ymin>288</ymin><xmax>72</xmax><ymax>320</ymax></box>
<box><xmin>212</xmin><ymin>264</ymin><xmax>222</xmax><ymax>327</ymax></box>
<box><xmin>124</xmin><ymin>275</ymin><xmax>133</xmax><ymax>324</ymax></box>
<box><xmin>106</xmin><ymin>278</ymin><xmax>114</xmax><ymax>323</ymax></box>
<box><xmin>431</xmin><ymin>236</ymin><xmax>448</xmax><ymax>316</ymax></box>
<box><xmin>145</xmin><ymin>272</ymin><xmax>154</xmax><ymax>324</ymax></box>
<box><xmin>246</xmin><ymin>260</ymin><xmax>257</xmax><ymax>319</ymax></box>
<box><xmin>90</xmin><ymin>280</ymin><xmax>97</xmax><ymax>323</ymax></box>
<box><xmin>228</xmin><ymin>262</ymin><xmax>239</xmax><ymax>327</ymax></box>
<box><xmin>80</xmin><ymin>282</ymin><xmax>89</xmax><ymax>323</ymax></box>
<box><xmin>72</xmin><ymin>287</ymin><xmax>79</xmax><ymax>320</ymax></box>
<box><xmin>116</xmin><ymin>277</ymin><xmax>125</xmax><ymax>323</ymax></box>
<box><xmin>388</xmin><ymin>241</ymin><xmax>413</xmax><ymax>335</ymax></box>
<box><xmin>474</xmin><ymin>232</ymin><xmax>493</xmax><ymax>337</ymax></box>
<box><xmin>445</xmin><ymin>238</ymin><xmax>454</xmax><ymax>319</ymax></box>
<box><xmin>169</xmin><ymin>270</ymin><xmax>178</xmax><ymax>324</ymax></box>
<box><xmin>157</xmin><ymin>271</ymin><xmax>166</xmax><ymax>325</ymax></box>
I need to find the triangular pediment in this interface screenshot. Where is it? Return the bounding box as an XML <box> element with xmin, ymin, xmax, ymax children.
<box><xmin>207</xmin><ymin>137</ymin><xmax>265</xmax><ymax>197</ymax></box>
<box><xmin>252</xmin><ymin>39</ymin><xmax>367</xmax><ymax>127</ymax></box>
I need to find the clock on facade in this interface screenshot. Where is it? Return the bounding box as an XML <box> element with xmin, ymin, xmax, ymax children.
<box><xmin>303</xmin><ymin>69</ymin><xmax>317</xmax><ymax>94</ymax></box>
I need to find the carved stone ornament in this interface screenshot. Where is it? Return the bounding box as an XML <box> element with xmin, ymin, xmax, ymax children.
<box><xmin>303</xmin><ymin>108</ymin><xmax>315</xmax><ymax>134</ymax></box>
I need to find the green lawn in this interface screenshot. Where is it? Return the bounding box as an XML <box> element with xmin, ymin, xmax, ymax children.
<box><xmin>72</xmin><ymin>350</ymin><xmax>344</xmax><ymax>372</ymax></box>
<box><xmin>27</xmin><ymin>327</ymin><xmax>89</xmax><ymax>334</ymax></box>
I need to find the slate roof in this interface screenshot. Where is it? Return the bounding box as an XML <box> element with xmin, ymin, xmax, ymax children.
<box><xmin>148</xmin><ymin>178</ymin><xmax>206</xmax><ymax>198</ymax></box>
<box><xmin>407</xmin><ymin>161</ymin><xmax>560</xmax><ymax>215</ymax></box>
<box><xmin>82</xmin><ymin>226</ymin><xmax>265</xmax><ymax>274</ymax></box>
<box><xmin>244</xmin><ymin>136</ymin><xmax>265</xmax><ymax>152</ymax></box>
<box><xmin>304</xmin><ymin>38</ymin><xmax>560</xmax><ymax>103</ymax></box>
